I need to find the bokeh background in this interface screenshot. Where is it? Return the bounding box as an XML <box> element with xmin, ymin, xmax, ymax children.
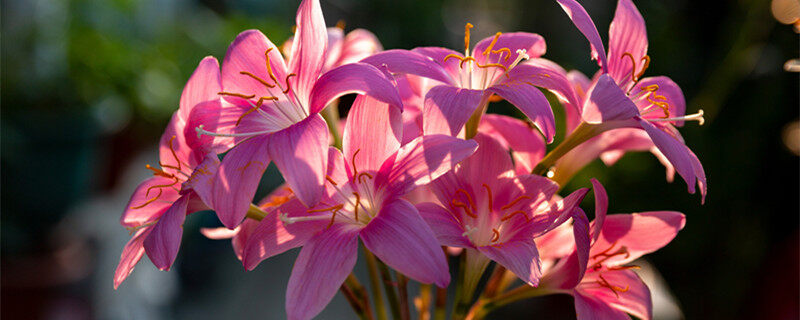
<box><xmin>2</xmin><ymin>0</ymin><xmax>798</xmax><ymax>319</ymax></box>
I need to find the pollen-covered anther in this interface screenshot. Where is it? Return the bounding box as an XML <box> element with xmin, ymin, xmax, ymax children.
<box><xmin>596</xmin><ymin>273</ymin><xmax>630</xmax><ymax>298</ymax></box>
<box><xmin>240</xmin><ymin>71</ymin><xmax>275</xmax><ymax>88</ymax></box>
<box><xmin>325</xmin><ymin>175</ymin><xmax>338</xmax><ymax>186</ymax></box>
<box><xmin>490</xmin><ymin>228</ymin><xmax>500</xmax><ymax>242</ymax></box>
<box><xmin>482</xmin><ymin>183</ymin><xmax>494</xmax><ymax>211</ymax></box>
<box><xmin>264</xmin><ymin>48</ymin><xmax>279</xmax><ymax>84</ymax></box>
<box><xmin>452</xmin><ymin>198</ymin><xmax>477</xmax><ymax>218</ymax></box>
<box><xmin>357</xmin><ymin>172</ymin><xmax>373</xmax><ymax>184</ymax></box>
<box><xmin>500</xmin><ymin>210</ymin><xmax>529</xmax><ymax>222</ymax></box>
<box><xmin>464</xmin><ymin>22</ymin><xmax>474</xmax><ymax>54</ymax></box>
<box><xmin>501</xmin><ymin>195</ymin><xmax>531</xmax><ymax>210</ymax></box>
<box><xmin>218</xmin><ymin>91</ymin><xmax>256</xmax><ymax>99</ymax></box>
<box><xmin>282</xmin><ymin>73</ymin><xmax>297</xmax><ymax>94</ymax></box>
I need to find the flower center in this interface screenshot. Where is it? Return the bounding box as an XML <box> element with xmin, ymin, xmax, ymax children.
<box><xmin>442</xmin><ymin>23</ymin><xmax>530</xmax><ymax>90</ymax></box>
<box><xmin>450</xmin><ymin>183</ymin><xmax>536</xmax><ymax>246</ymax></box>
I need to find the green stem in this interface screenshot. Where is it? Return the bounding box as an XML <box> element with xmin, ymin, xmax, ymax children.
<box><xmin>397</xmin><ymin>274</ymin><xmax>411</xmax><ymax>320</ymax></box>
<box><xmin>364</xmin><ymin>248</ymin><xmax>388</xmax><ymax>320</ymax></box>
<box><xmin>322</xmin><ymin>102</ymin><xmax>343</xmax><ymax>149</ymax></box>
<box><xmin>452</xmin><ymin>249</ymin><xmax>490</xmax><ymax>320</ymax></box>
<box><xmin>377</xmin><ymin>259</ymin><xmax>403</xmax><ymax>320</ymax></box>
<box><xmin>467</xmin><ymin>285</ymin><xmax>554</xmax><ymax>320</ymax></box>
<box><xmin>245</xmin><ymin>203</ymin><xmax>268</xmax><ymax>221</ymax></box>
<box><xmin>342</xmin><ymin>274</ymin><xmax>374</xmax><ymax>320</ymax></box>
<box><xmin>532</xmin><ymin>122</ymin><xmax>603</xmax><ymax>176</ymax></box>
<box><xmin>464</xmin><ymin>99</ymin><xmax>489</xmax><ymax>139</ymax></box>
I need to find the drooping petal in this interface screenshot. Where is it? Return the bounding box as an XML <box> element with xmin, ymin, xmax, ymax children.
<box><xmin>183</xmin><ymin>154</ymin><xmax>221</xmax><ymax>209</ymax></box>
<box><xmin>416</xmin><ymin>202</ymin><xmax>473</xmax><ymax>248</ymax></box>
<box><xmin>221</xmin><ymin>30</ymin><xmax>287</xmax><ymax>101</ymax></box>
<box><xmin>487</xmin><ymin>81</ymin><xmax>556</xmax><ymax>143</ymax></box>
<box><xmin>571</xmin><ymin>208</ymin><xmax>591</xmax><ymax>288</ymax></box>
<box><xmin>591</xmin><ymin>211</ymin><xmax>686</xmax><ymax>266</ymax></box>
<box><xmin>473</xmin><ymin>32</ymin><xmax>547</xmax><ymax>67</ymax></box>
<box><xmin>556</xmin><ymin>0</ymin><xmax>609</xmax><ymax>72</ymax></box>
<box><xmin>478</xmin><ymin>238</ymin><xmax>542</xmax><ymax>287</ymax></box>
<box><xmin>582</xmin><ymin>74</ymin><xmax>640</xmax><ymax>124</ymax></box>
<box><xmin>361</xmin><ymin>199</ymin><xmax>450</xmax><ymax>287</ymax></box>
<box><xmin>113</xmin><ymin>226</ymin><xmax>152</xmax><ymax>289</ymax></box>
<box><xmin>510</xmin><ymin>60</ymin><xmax>581</xmax><ymax>114</ymax></box>
<box><xmin>479</xmin><ymin>114</ymin><xmax>546</xmax><ymax>174</ymax></box>
<box><xmin>213</xmin><ymin>135</ymin><xmax>271</xmax><ymax>229</ymax></box>
<box><xmin>633</xmin><ymin>76</ymin><xmax>686</xmax><ymax>124</ymax></box>
<box><xmin>361</xmin><ymin>49</ymin><xmax>455</xmax><ymax>85</ymax></box>
<box><xmin>285</xmin><ymin>224</ymin><xmax>360</xmax><ymax>320</ymax></box>
<box><xmin>376</xmin><ymin>135</ymin><xmax>478</xmax><ymax>197</ymax></box>
<box><xmin>589</xmin><ymin>178</ymin><xmax>608</xmax><ymax>243</ymax></box>
<box><xmin>143</xmin><ymin>194</ymin><xmax>190</xmax><ymax>271</ymax></box>
<box><xmin>422</xmin><ymin>85</ymin><xmax>485</xmax><ymax>136</ymax></box>
<box><xmin>121</xmin><ymin>176</ymin><xmax>181</xmax><ymax>228</ymax></box>
<box><xmin>577</xmin><ymin>269</ymin><xmax>652</xmax><ymax>320</ymax></box>
<box><xmin>343</xmin><ymin>95</ymin><xmax>403</xmax><ymax>174</ymax></box>
<box><xmin>268</xmin><ymin>115</ymin><xmax>329</xmax><ymax>207</ymax></box>
<box><xmin>179</xmin><ymin>56</ymin><xmax>221</xmax><ymax>121</ymax></box>
<box><xmin>637</xmin><ymin>119</ymin><xmax>701</xmax><ymax>195</ymax></box>
<box><xmin>607</xmin><ymin>0</ymin><xmax>648</xmax><ymax>89</ymax></box>
<box><xmin>288</xmin><ymin>0</ymin><xmax>327</xmax><ymax>108</ymax></box>
<box><xmin>308</xmin><ymin>62</ymin><xmax>403</xmax><ymax>114</ymax></box>
<box><xmin>688</xmin><ymin>147</ymin><xmax>707</xmax><ymax>203</ymax></box>
<box><xmin>242</xmin><ymin>198</ymin><xmax>327</xmax><ymax>270</ymax></box>
<box><xmin>337</xmin><ymin>29</ymin><xmax>383</xmax><ymax>66</ymax></box>
<box><xmin>573</xmin><ymin>290</ymin><xmax>630</xmax><ymax>320</ymax></box>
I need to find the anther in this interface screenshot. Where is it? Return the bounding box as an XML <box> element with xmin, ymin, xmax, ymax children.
<box><xmin>326</xmin><ymin>175</ymin><xmax>338</xmax><ymax>186</ymax></box>
<box><xmin>636</xmin><ymin>55</ymin><xmax>651</xmax><ymax>79</ymax></box>
<box><xmin>482</xmin><ymin>183</ymin><xmax>493</xmax><ymax>211</ymax></box>
<box><xmin>482</xmin><ymin>32</ymin><xmax>502</xmax><ymax>56</ymax></box>
<box><xmin>352</xmin><ymin>192</ymin><xmax>361</xmax><ymax>221</ymax></box>
<box><xmin>452</xmin><ymin>199</ymin><xmax>477</xmax><ymax>218</ymax></box>
<box><xmin>501</xmin><ymin>195</ymin><xmax>531</xmax><ymax>210</ymax></box>
<box><xmin>491</xmin><ymin>48</ymin><xmax>512</xmax><ymax>62</ymax></box>
<box><xmin>500</xmin><ymin>210</ymin><xmax>529</xmax><ymax>222</ymax></box>
<box><xmin>336</xmin><ymin>20</ymin><xmax>346</xmax><ymax>30</ymax></box>
<box><xmin>283</xmin><ymin>73</ymin><xmax>297</xmax><ymax>94</ymax></box>
<box><xmin>596</xmin><ymin>274</ymin><xmax>630</xmax><ymax>298</ymax></box>
<box><xmin>650</xmin><ymin>110</ymin><xmax>705</xmax><ymax>125</ymax></box>
<box><xmin>351</xmin><ymin>149</ymin><xmax>361</xmax><ymax>178</ymax></box>
<box><xmin>265</xmin><ymin>48</ymin><xmax>279</xmax><ymax>83</ymax></box>
<box><xmin>130</xmin><ymin>188</ymin><xmax>163</xmax><ymax>209</ymax></box>
<box><xmin>455</xmin><ymin>189</ymin><xmax>476</xmax><ymax>211</ymax></box>
<box><xmin>218</xmin><ymin>92</ymin><xmax>256</xmax><ymax>99</ymax></box>
<box><xmin>621</xmin><ymin>52</ymin><xmax>639</xmax><ymax>83</ymax></box>
<box><xmin>491</xmin><ymin>228</ymin><xmax>500</xmax><ymax>242</ymax></box>
<box><xmin>240</xmin><ymin>71</ymin><xmax>275</xmax><ymax>88</ymax></box>
<box><xmin>464</xmin><ymin>23</ymin><xmax>474</xmax><ymax>55</ymax></box>
<box><xmin>357</xmin><ymin>172</ymin><xmax>373</xmax><ymax>184</ymax></box>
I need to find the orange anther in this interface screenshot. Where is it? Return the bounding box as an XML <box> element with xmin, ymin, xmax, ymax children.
<box><xmin>283</xmin><ymin>73</ymin><xmax>297</xmax><ymax>94</ymax></box>
<box><xmin>240</xmin><ymin>71</ymin><xmax>275</xmax><ymax>88</ymax></box>
<box><xmin>482</xmin><ymin>183</ymin><xmax>494</xmax><ymax>211</ymax></box>
<box><xmin>218</xmin><ymin>92</ymin><xmax>256</xmax><ymax>99</ymax></box>
<box><xmin>491</xmin><ymin>228</ymin><xmax>500</xmax><ymax>242</ymax></box>
<box><xmin>501</xmin><ymin>195</ymin><xmax>531</xmax><ymax>210</ymax></box>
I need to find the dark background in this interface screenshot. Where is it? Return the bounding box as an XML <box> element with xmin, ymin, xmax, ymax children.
<box><xmin>2</xmin><ymin>0</ymin><xmax>798</xmax><ymax>319</ymax></box>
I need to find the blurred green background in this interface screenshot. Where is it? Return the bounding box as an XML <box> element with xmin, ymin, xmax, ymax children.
<box><xmin>2</xmin><ymin>0</ymin><xmax>798</xmax><ymax>319</ymax></box>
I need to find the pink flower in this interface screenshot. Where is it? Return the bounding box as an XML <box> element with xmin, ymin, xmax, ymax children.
<box><xmin>540</xmin><ymin>179</ymin><xmax>686</xmax><ymax>320</ymax></box>
<box><xmin>361</xmin><ymin>24</ymin><xmax>560</xmax><ymax>142</ymax></box>
<box><xmin>283</xmin><ymin>25</ymin><xmax>383</xmax><ymax>73</ymax></box>
<box><xmin>189</xmin><ymin>0</ymin><xmax>403</xmax><ymax>229</ymax></box>
<box><xmin>554</xmin><ymin>0</ymin><xmax>706</xmax><ymax>201</ymax></box>
<box><xmin>416</xmin><ymin>133</ymin><xmax>590</xmax><ymax>287</ymax></box>
<box><xmin>115</xmin><ymin>57</ymin><xmax>223</xmax><ymax>288</ymax></box>
<box><xmin>241</xmin><ymin>95</ymin><xmax>478</xmax><ymax>320</ymax></box>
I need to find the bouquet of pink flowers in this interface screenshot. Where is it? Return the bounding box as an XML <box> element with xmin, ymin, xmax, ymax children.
<box><xmin>114</xmin><ymin>0</ymin><xmax>706</xmax><ymax>319</ymax></box>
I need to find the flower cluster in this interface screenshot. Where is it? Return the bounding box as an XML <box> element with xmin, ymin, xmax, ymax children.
<box><xmin>114</xmin><ymin>0</ymin><xmax>706</xmax><ymax>319</ymax></box>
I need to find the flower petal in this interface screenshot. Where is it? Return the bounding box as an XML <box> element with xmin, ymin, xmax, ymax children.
<box><xmin>592</xmin><ymin>211</ymin><xmax>686</xmax><ymax>266</ymax></box>
<box><xmin>288</xmin><ymin>0</ymin><xmax>327</xmax><ymax>108</ymax></box>
<box><xmin>487</xmin><ymin>81</ymin><xmax>556</xmax><ymax>143</ymax></box>
<box><xmin>222</xmin><ymin>30</ymin><xmax>288</xmax><ymax>101</ymax></box>
<box><xmin>573</xmin><ymin>290</ymin><xmax>630</xmax><ymax>320</ymax></box>
<box><xmin>473</xmin><ymin>32</ymin><xmax>547</xmax><ymax>67</ymax></box>
<box><xmin>376</xmin><ymin>135</ymin><xmax>478</xmax><ymax>196</ymax></box>
<box><xmin>556</xmin><ymin>0</ymin><xmax>609</xmax><ymax>72</ymax></box>
<box><xmin>213</xmin><ymin>135</ymin><xmax>271</xmax><ymax>229</ymax></box>
<box><xmin>577</xmin><ymin>269</ymin><xmax>652</xmax><ymax>320</ymax></box>
<box><xmin>479</xmin><ymin>114</ymin><xmax>546</xmax><ymax>174</ymax></box>
<box><xmin>338</xmin><ymin>29</ymin><xmax>383</xmax><ymax>66</ymax></box>
<box><xmin>589</xmin><ymin>178</ymin><xmax>608</xmax><ymax>244</ymax></box>
<box><xmin>143</xmin><ymin>194</ymin><xmax>190</xmax><ymax>271</ymax></box>
<box><xmin>343</xmin><ymin>94</ymin><xmax>403</xmax><ymax>174</ymax></box>
<box><xmin>286</xmin><ymin>224</ymin><xmax>360</xmax><ymax>320</ymax></box>
<box><xmin>183</xmin><ymin>154</ymin><xmax>221</xmax><ymax>209</ymax></box>
<box><xmin>308</xmin><ymin>62</ymin><xmax>403</xmax><ymax>114</ymax></box>
<box><xmin>121</xmin><ymin>176</ymin><xmax>181</xmax><ymax>228</ymax></box>
<box><xmin>179</xmin><ymin>56</ymin><xmax>221</xmax><ymax>121</ymax></box>
<box><xmin>268</xmin><ymin>115</ymin><xmax>329</xmax><ymax>207</ymax></box>
<box><xmin>416</xmin><ymin>202</ymin><xmax>473</xmax><ymax>248</ymax></box>
<box><xmin>457</xmin><ymin>133</ymin><xmax>514</xmax><ymax>183</ymax></box>
<box><xmin>637</xmin><ymin>119</ymin><xmax>702</xmax><ymax>196</ymax></box>
<box><xmin>113</xmin><ymin>226</ymin><xmax>152</xmax><ymax>289</ymax></box>
<box><xmin>608</xmin><ymin>0</ymin><xmax>648</xmax><ymax>89</ymax></box>
<box><xmin>361</xmin><ymin>199</ymin><xmax>450</xmax><ymax>287</ymax></box>
<box><xmin>633</xmin><ymin>76</ymin><xmax>686</xmax><ymax>124</ymax></box>
<box><xmin>322</xmin><ymin>27</ymin><xmax>345</xmax><ymax>71</ymax></box>
<box><xmin>361</xmin><ymin>49</ymin><xmax>455</xmax><ymax>85</ymax></box>
<box><xmin>510</xmin><ymin>60</ymin><xmax>581</xmax><ymax>114</ymax></box>
<box><xmin>422</xmin><ymin>85</ymin><xmax>485</xmax><ymax>136</ymax></box>
<box><xmin>478</xmin><ymin>238</ymin><xmax>542</xmax><ymax>286</ymax></box>
<box><xmin>582</xmin><ymin>74</ymin><xmax>640</xmax><ymax>124</ymax></box>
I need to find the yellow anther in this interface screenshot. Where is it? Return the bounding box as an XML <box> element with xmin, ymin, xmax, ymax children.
<box><xmin>265</xmin><ymin>48</ymin><xmax>279</xmax><ymax>84</ymax></box>
<box><xmin>464</xmin><ymin>23</ymin><xmax>474</xmax><ymax>54</ymax></box>
<box><xmin>218</xmin><ymin>92</ymin><xmax>256</xmax><ymax>99</ymax></box>
<box><xmin>636</xmin><ymin>55</ymin><xmax>651</xmax><ymax>79</ymax></box>
<box><xmin>240</xmin><ymin>71</ymin><xmax>275</xmax><ymax>88</ymax></box>
<box><xmin>482</xmin><ymin>32</ymin><xmax>502</xmax><ymax>56</ymax></box>
<box><xmin>500</xmin><ymin>210</ymin><xmax>529</xmax><ymax>222</ymax></box>
<box><xmin>621</xmin><ymin>52</ymin><xmax>638</xmax><ymax>83</ymax></box>
<box><xmin>455</xmin><ymin>189</ymin><xmax>476</xmax><ymax>211</ymax></box>
<box><xmin>336</xmin><ymin>20</ymin><xmax>346</xmax><ymax>30</ymax></box>
<box><xmin>283</xmin><ymin>73</ymin><xmax>297</xmax><ymax>94</ymax></box>
<box><xmin>491</xmin><ymin>48</ymin><xmax>512</xmax><ymax>62</ymax></box>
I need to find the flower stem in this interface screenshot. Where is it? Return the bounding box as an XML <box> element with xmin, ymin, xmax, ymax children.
<box><xmin>363</xmin><ymin>247</ymin><xmax>388</xmax><ymax>320</ymax></box>
<box><xmin>397</xmin><ymin>273</ymin><xmax>411</xmax><ymax>320</ymax></box>
<box><xmin>376</xmin><ymin>258</ymin><xmax>403</xmax><ymax>320</ymax></box>
<box><xmin>532</xmin><ymin>122</ymin><xmax>603</xmax><ymax>176</ymax></box>
<box><xmin>467</xmin><ymin>285</ymin><xmax>554</xmax><ymax>320</ymax></box>
<box><xmin>342</xmin><ymin>274</ymin><xmax>375</xmax><ymax>320</ymax></box>
<box><xmin>245</xmin><ymin>203</ymin><xmax>268</xmax><ymax>221</ymax></box>
<box><xmin>452</xmin><ymin>249</ymin><xmax>490</xmax><ymax>320</ymax></box>
<box><xmin>322</xmin><ymin>101</ymin><xmax>343</xmax><ymax>149</ymax></box>
<box><xmin>464</xmin><ymin>98</ymin><xmax>490</xmax><ymax>139</ymax></box>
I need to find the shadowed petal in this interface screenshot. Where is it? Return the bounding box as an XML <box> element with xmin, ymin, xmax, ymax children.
<box><xmin>478</xmin><ymin>238</ymin><xmax>542</xmax><ymax>286</ymax></box>
<box><xmin>511</xmin><ymin>60</ymin><xmax>581</xmax><ymax>114</ymax></box>
<box><xmin>268</xmin><ymin>115</ymin><xmax>329</xmax><ymax>207</ymax></box>
<box><xmin>589</xmin><ymin>178</ymin><xmax>608</xmax><ymax>244</ymax></box>
<box><xmin>416</xmin><ymin>202</ymin><xmax>473</xmax><ymax>248</ymax></box>
<box><xmin>184</xmin><ymin>154</ymin><xmax>221</xmax><ymax>209</ymax></box>
<box><xmin>556</xmin><ymin>0</ymin><xmax>609</xmax><ymax>71</ymax></box>
<box><xmin>143</xmin><ymin>194</ymin><xmax>190</xmax><ymax>271</ymax></box>
<box><xmin>286</xmin><ymin>224</ymin><xmax>360</xmax><ymax>320</ymax></box>
<box><xmin>308</xmin><ymin>62</ymin><xmax>403</xmax><ymax>114</ymax></box>
<box><xmin>113</xmin><ymin>227</ymin><xmax>153</xmax><ymax>289</ymax></box>
<box><xmin>361</xmin><ymin>49</ymin><xmax>455</xmax><ymax>85</ymax></box>
<box><xmin>573</xmin><ymin>291</ymin><xmax>629</xmax><ymax>320</ymax></box>
<box><xmin>582</xmin><ymin>74</ymin><xmax>640</xmax><ymax>123</ymax></box>
<box><xmin>479</xmin><ymin>114</ymin><xmax>546</xmax><ymax>174</ymax></box>
<box><xmin>361</xmin><ymin>199</ymin><xmax>450</xmax><ymax>287</ymax></box>
<box><xmin>422</xmin><ymin>85</ymin><xmax>485</xmax><ymax>136</ymax></box>
<box><xmin>592</xmin><ymin>211</ymin><xmax>686</xmax><ymax>266</ymax></box>
<box><xmin>343</xmin><ymin>95</ymin><xmax>403</xmax><ymax>174</ymax></box>
<box><xmin>288</xmin><ymin>0</ymin><xmax>327</xmax><ymax>108</ymax></box>
<box><xmin>638</xmin><ymin>119</ymin><xmax>701</xmax><ymax>196</ymax></box>
<box><xmin>213</xmin><ymin>135</ymin><xmax>271</xmax><ymax>229</ymax></box>
<box><xmin>577</xmin><ymin>269</ymin><xmax>652</xmax><ymax>320</ymax></box>
<box><xmin>487</xmin><ymin>81</ymin><xmax>556</xmax><ymax>143</ymax></box>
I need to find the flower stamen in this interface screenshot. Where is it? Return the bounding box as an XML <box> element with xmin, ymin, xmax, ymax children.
<box><xmin>240</xmin><ymin>71</ymin><xmax>275</xmax><ymax>88</ymax></box>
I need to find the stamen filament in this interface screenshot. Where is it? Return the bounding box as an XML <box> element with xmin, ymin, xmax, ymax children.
<box><xmin>649</xmin><ymin>110</ymin><xmax>705</xmax><ymax>125</ymax></box>
<box><xmin>195</xmin><ymin>124</ymin><xmax>273</xmax><ymax>138</ymax></box>
<box><xmin>240</xmin><ymin>71</ymin><xmax>275</xmax><ymax>88</ymax></box>
<box><xmin>501</xmin><ymin>195</ymin><xmax>531</xmax><ymax>210</ymax></box>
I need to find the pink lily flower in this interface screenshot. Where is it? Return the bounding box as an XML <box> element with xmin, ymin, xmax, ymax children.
<box><xmin>478</xmin><ymin>113</ymin><xmax>546</xmax><ymax>175</ymax></box>
<box><xmin>416</xmin><ymin>132</ymin><xmax>590</xmax><ymax>287</ymax></box>
<box><xmin>554</xmin><ymin>0</ymin><xmax>706</xmax><ymax>201</ymax></box>
<box><xmin>540</xmin><ymin>179</ymin><xmax>686</xmax><ymax>320</ymax></box>
<box><xmin>115</xmin><ymin>57</ymin><xmax>223</xmax><ymax>288</ymax></box>
<box><xmin>189</xmin><ymin>0</ymin><xmax>403</xmax><ymax>229</ymax></box>
<box><xmin>283</xmin><ymin>24</ymin><xmax>383</xmax><ymax>73</ymax></box>
<box><xmin>361</xmin><ymin>24</ymin><xmax>560</xmax><ymax>142</ymax></box>
<box><xmin>241</xmin><ymin>95</ymin><xmax>478</xmax><ymax>320</ymax></box>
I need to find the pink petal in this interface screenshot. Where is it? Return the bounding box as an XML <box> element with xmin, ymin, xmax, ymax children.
<box><xmin>473</xmin><ymin>32</ymin><xmax>547</xmax><ymax>67</ymax></box>
<box><xmin>242</xmin><ymin>198</ymin><xmax>327</xmax><ymax>270</ymax></box>
<box><xmin>286</xmin><ymin>224</ymin><xmax>360</xmax><ymax>320</ymax></box>
<box><xmin>478</xmin><ymin>239</ymin><xmax>542</xmax><ymax>287</ymax></box>
<box><xmin>361</xmin><ymin>49</ymin><xmax>455</xmax><ymax>85</ymax></box>
<box><xmin>536</xmin><ymin>222</ymin><xmax>575</xmax><ymax>261</ymax></box>
<box><xmin>213</xmin><ymin>135</ymin><xmax>271</xmax><ymax>229</ymax></box>
<box><xmin>479</xmin><ymin>114</ymin><xmax>546</xmax><ymax>174</ymax></box>
<box><xmin>688</xmin><ymin>147</ymin><xmax>707</xmax><ymax>203</ymax></box>
<box><xmin>607</xmin><ymin>0</ymin><xmax>648</xmax><ymax>89</ymax></box>
<box><xmin>582</xmin><ymin>74</ymin><xmax>640</xmax><ymax>123</ymax></box>
<box><xmin>633</xmin><ymin>76</ymin><xmax>686</xmax><ymax>124</ymax></box>
<box><xmin>457</xmin><ymin>133</ymin><xmax>514</xmax><ymax>183</ymax></box>
<box><xmin>597</xmin><ymin>129</ymin><xmax>654</xmax><ymax>166</ymax></box>
<box><xmin>571</xmin><ymin>208</ymin><xmax>592</xmax><ymax>288</ymax></box>
<box><xmin>361</xmin><ymin>199</ymin><xmax>450</xmax><ymax>287</ymax></box>
<box><xmin>589</xmin><ymin>178</ymin><xmax>608</xmax><ymax>244</ymax></box>
<box><xmin>160</xmin><ymin>111</ymin><xmax>201</xmax><ymax>170</ymax></box>
<box><xmin>510</xmin><ymin>60</ymin><xmax>581</xmax><ymax>114</ymax></box>
<box><xmin>591</xmin><ymin>211</ymin><xmax>685</xmax><ymax>266</ymax></box>
<box><xmin>308</xmin><ymin>62</ymin><xmax>403</xmax><ymax>114</ymax></box>
<box><xmin>422</xmin><ymin>85</ymin><xmax>485</xmax><ymax>136</ymax></box>
<box><xmin>121</xmin><ymin>176</ymin><xmax>181</xmax><ymax>228</ymax></box>
<box><xmin>573</xmin><ymin>290</ymin><xmax>630</xmax><ymax>320</ymax></box>
<box><xmin>577</xmin><ymin>269</ymin><xmax>652</xmax><ymax>320</ymax></box>
<box><xmin>113</xmin><ymin>226</ymin><xmax>152</xmax><ymax>289</ymax></box>
<box><xmin>376</xmin><ymin>135</ymin><xmax>478</xmax><ymax>196</ymax></box>
<box><xmin>337</xmin><ymin>29</ymin><xmax>383</xmax><ymax>66</ymax></box>
<box><xmin>183</xmin><ymin>154</ymin><xmax>220</xmax><ymax>209</ymax></box>
<box><xmin>288</xmin><ymin>0</ymin><xmax>327</xmax><ymax>108</ymax></box>
<box><xmin>221</xmin><ymin>30</ymin><xmax>288</xmax><ymax>102</ymax></box>
<box><xmin>343</xmin><ymin>95</ymin><xmax>403</xmax><ymax>174</ymax></box>
<box><xmin>416</xmin><ymin>202</ymin><xmax>473</xmax><ymax>248</ymax></box>
<box><xmin>231</xmin><ymin>219</ymin><xmax>260</xmax><ymax>261</ymax></box>
<box><xmin>268</xmin><ymin>115</ymin><xmax>329</xmax><ymax>207</ymax></box>
<box><xmin>487</xmin><ymin>81</ymin><xmax>556</xmax><ymax>143</ymax></box>
<box><xmin>556</xmin><ymin>0</ymin><xmax>609</xmax><ymax>72</ymax></box>
<box><xmin>412</xmin><ymin>47</ymin><xmax>464</xmax><ymax>83</ymax></box>
<box><xmin>323</xmin><ymin>27</ymin><xmax>345</xmax><ymax>71</ymax></box>
<box><xmin>178</xmin><ymin>56</ymin><xmax>221</xmax><ymax>122</ymax></box>
<box><xmin>324</xmin><ymin>147</ymin><xmax>348</xmax><ymax>191</ymax></box>
<box><xmin>637</xmin><ymin>119</ymin><xmax>701</xmax><ymax>195</ymax></box>
<box><xmin>143</xmin><ymin>194</ymin><xmax>190</xmax><ymax>271</ymax></box>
